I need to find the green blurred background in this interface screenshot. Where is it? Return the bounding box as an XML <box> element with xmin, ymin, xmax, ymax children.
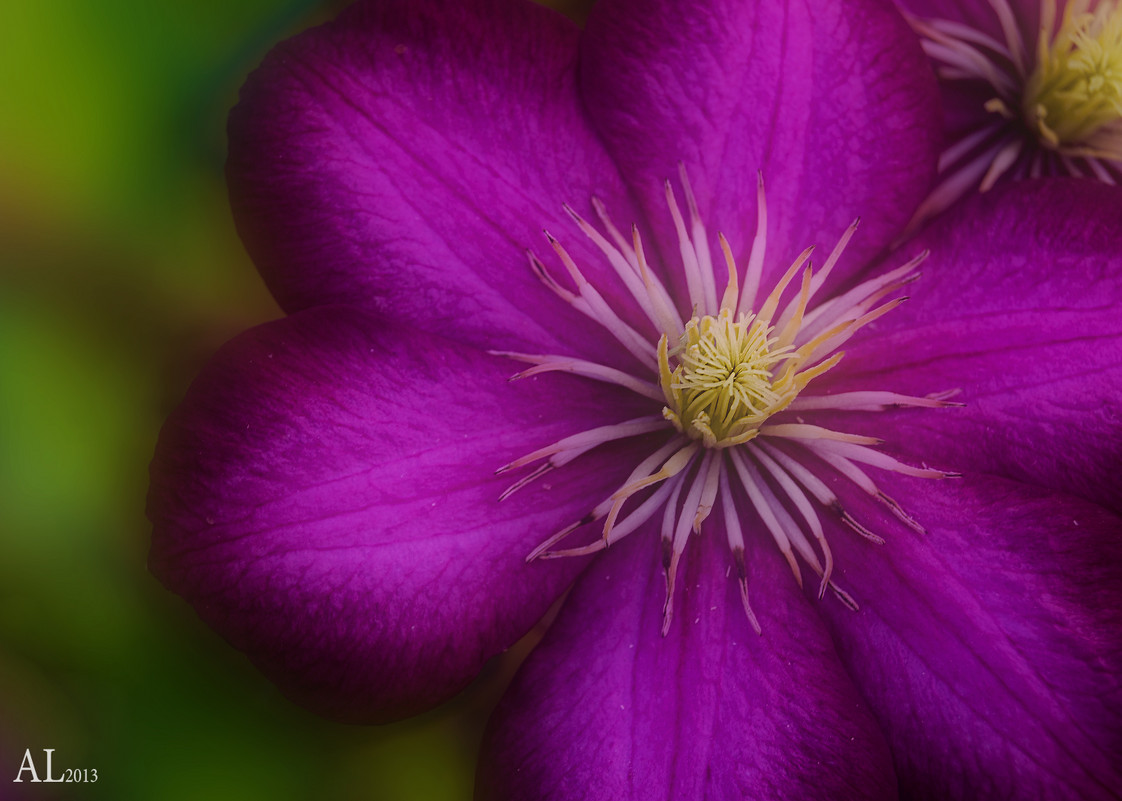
<box><xmin>0</xmin><ymin>0</ymin><xmax>584</xmax><ymax>798</ymax></box>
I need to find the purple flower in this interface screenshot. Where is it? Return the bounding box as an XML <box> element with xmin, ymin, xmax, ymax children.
<box><xmin>148</xmin><ymin>0</ymin><xmax>1122</xmax><ymax>797</ymax></box>
<box><xmin>898</xmin><ymin>0</ymin><xmax>1122</xmax><ymax>225</ymax></box>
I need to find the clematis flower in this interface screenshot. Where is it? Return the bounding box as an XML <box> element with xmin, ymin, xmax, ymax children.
<box><xmin>148</xmin><ymin>0</ymin><xmax>1122</xmax><ymax>798</ymax></box>
<box><xmin>899</xmin><ymin>0</ymin><xmax>1122</xmax><ymax>226</ymax></box>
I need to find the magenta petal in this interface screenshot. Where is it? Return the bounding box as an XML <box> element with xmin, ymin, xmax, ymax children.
<box><xmin>819</xmin><ymin>472</ymin><xmax>1122</xmax><ymax>800</ymax></box>
<box><xmin>479</xmin><ymin>522</ymin><xmax>897</xmax><ymax>800</ymax></box>
<box><xmin>579</xmin><ymin>0</ymin><xmax>940</xmax><ymax>290</ymax></box>
<box><xmin>148</xmin><ymin>305</ymin><xmax>651</xmax><ymax>721</ymax></box>
<box><xmin>826</xmin><ymin>179</ymin><xmax>1122</xmax><ymax>513</ymax></box>
<box><xmin>227</xmin><ymin>0</ymin><xmax>639</xmax><ymax>356</ymax></box>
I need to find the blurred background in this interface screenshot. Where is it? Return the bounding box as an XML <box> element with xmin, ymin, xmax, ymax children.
<box><xmin>0</xmin><ymin>0</ymin><xmax>585</xmax><ymax>798</ymax></box>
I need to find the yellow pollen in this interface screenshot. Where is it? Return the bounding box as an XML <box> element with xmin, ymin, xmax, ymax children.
<box><xmin>1023</xmin><ymin>0</ymin><xmax>1122</xmax><ymax>152</ymax></box>
<box><xmin>659</xmin><ymin>309</ymin><xmax>798</xmax><ymax>448</ymax></box>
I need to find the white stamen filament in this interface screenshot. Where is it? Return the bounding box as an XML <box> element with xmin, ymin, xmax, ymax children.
<box><xmin>753</xmin><ymin>440</ymin><xmax>886</xmax><ymax>545</ymax></box>
<box><xmin>788</xmin><ymin>390</ymin><xmax>964</xmax><ymax>412</ymax></box>
<box><xmin>796</xmin><ymin>297</ymin><xmax>910</xmax><ymax>367</ymax></box>
<box><xmin>532</xmin><ymin>244</ymin><xmax>657</xmax><ymax>366</ymax></box>
<box><xmin>759</xmin><ymin>423</ymin><xmax>882</xmax><ymax>445</ymax></box>
<box><xmin>600</xmin><ymin>438</ymin><xmax>695</xmax><ymax>543</ymax></box>
<box><xmin>799</xmin><ymin>254</ymin><xmax>925</xmax><ymax>341</ymax></box>
<box><xmin>776</xmin><ymin>218</ymin><xmax>859</xmax><ymax>333</ymax></box>
<box><xmin>748</xmin><ymin>445</ymin><xmax>834</xmax><ymax>597</ymax></box>
<box><xmin>729</xmin><ymin>449</ymin><xmax>804</xmax><ymax>588</ymax></box>
<box><xmin>663</xmin><ymin>452</ymin><xmax>714</xmax><ymax>634</ymax></box>
<box><xmin>665</xmin><ymin>180</ymin><xmax>710</xmax><ymax>316</ymax></box>
<box><xmin>564</xmin><ymin>205</ymin><xmax>678</xmax><ymax>336</ymax></box>
<box><xmin>632</xmin><ymin>225</ymin><xmax>685</xmax><ymax>340</ymax></box>
<box><xmin>719</xmin><ymin>468</ymin><xmax>762</xmax><ymax>634</ymax></box>
<box><xmin>542</xmin><ymin>476</ymin><xmax>680</xmax><ymax>560</ymax></box>
<box><xmin>737</xmin><ymin>172</ymin><xmax>768</xmax><ymax>317</ymax></box>
<box><xmin>733</xmin><ymin>451</ymin><xmax>828</xmax><ymax>587</ymax></box>
<box><xmin>526</xmin><ymin>437</ymin><xmax>685</xmax><ymax>562</ymax></box>
<box><xmin>497</xmin><ymin>417</ymin><xmax>666</xmax><ymax>475</ymax></box>
<box><xmin>677</xmin><ymin>164</ymin><xmax>720</xmax><ymax>314</ymax></box>
<box><xmin>493</xmin><ymin>351</ymin><xmax>665</xmax><ymax>401</ymax></box>
<box><xmin>809</xmin><ymin>448</ymin><xmax>928</xmax><ymax>534</ymax></box>
<box><xmin>658</xmin><ymin>472</ymin><xmax>689</xmax><ymax>634</ymax></box>
<box><xmin>805</xmin><ymin>438</ymin><xmax>961</xmax><ymax>480</ymax></box>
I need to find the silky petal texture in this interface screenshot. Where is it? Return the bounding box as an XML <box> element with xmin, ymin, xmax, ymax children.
<box><xmin>818</xmin><ymin>179</ymin><xmax>1122</xmax><ymax>514</ymax></box>
<box><xmin>148</xmin><ymin>305</ymin><xmax>655</xmax><ymax>722</ymax></box>
<box><xmin>227</xmin><ymin>0</ymin><xmax>644</xmax><ymax>359</ymax></box>
<box><xmin>479</xmin><ymin>521</ymin><xmax>897</xmax><ymax>801</ymax></box>
<box><xmin>579</xmin><ymin>0</ymin><xmax>940</xmax><ymax>296</ymax></box>
<box><xmin>818</xmin><ymin>471</ymin><xmax>1122</xmax><ymax>800</ymax></box>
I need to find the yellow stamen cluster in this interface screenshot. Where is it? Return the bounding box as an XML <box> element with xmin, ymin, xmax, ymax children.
<box><xmin>1024</xmin><ymin>0</ymin><xmax>1122</xmax><ymax>151</ymax></box>
<box><xmin>656</xmin><ymin>238</ymin><xmax>842</xmax><ymax>449</ymax></box>
<box><xmin>659</xmin><ymin>311</ymin><xmax>794</xmax><ymax>447</ymax></box>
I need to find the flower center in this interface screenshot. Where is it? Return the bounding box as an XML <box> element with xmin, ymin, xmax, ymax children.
<box><xmin>1023</xmin><ymin>1</ymin><xmax>1122</xmax><ymax>149</ymax></box>
<box><xmin>494</xmin><ymin>168</ymin><xmax>958</xmax><ymax>635</ymax></box>
<box><xmin>662</xmin><ymin>311</ymin><xmax>791</xmax><ymax>447</ymax></box>
<box><xmin>665</xmin><ymin>311</ymin><xmax>787</xmax><ymax>444</ymax></box>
